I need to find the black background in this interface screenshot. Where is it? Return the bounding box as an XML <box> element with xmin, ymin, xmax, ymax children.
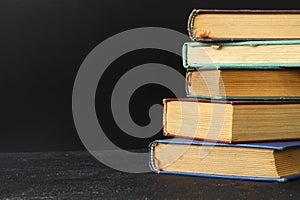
<box><xmin>1</xmin><ymin>0</ymin><xmax>300</xmax><ymax>152</ymax></box>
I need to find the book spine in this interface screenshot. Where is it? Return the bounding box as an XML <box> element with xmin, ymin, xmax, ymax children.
<box><xmin>187</xmin><ymin>9</ymin><xmax>198</xmax><ymax>41</ymax></box>
<box><xmin>162</xmin><ymin>99</ymin><xmax>169</xmax><ymax>137</ymax></box>
<box><xmin>148</xmin><ymin>141</ymin><xmax>160</xmax><ymax>173</ymax></box>
<box><xmin>185</xmin><ymin>71</ymin><xmax>192</xmax><ymax>96</ymax></box>
<box><xmin>182</xmin><ymin>43</ymin><xmax>189</xmax><ymax>68</ymax></box>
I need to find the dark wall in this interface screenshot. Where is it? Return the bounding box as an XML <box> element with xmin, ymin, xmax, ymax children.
<box><xmin>1</xmin><ymin>0</ymin><xmax>300</xmax><ymax>152</ymax></box>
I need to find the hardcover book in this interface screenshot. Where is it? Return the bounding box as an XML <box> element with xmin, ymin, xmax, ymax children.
<box><xmin>185</xmin><ymin>69</ymin><xmax>300</xmax><ymax>100</ymax></box>
<box><xmin>182</xmin><ymin>40</ymin><xmax>300</xmax><ymax>69</ymax></box>
<box><xmin>163</xmin><ymin>98</ymin><xmax>300</xmax><ymax>143</ymax></box>
<box><xmin>188</xmin><ymin>9</ymin><xmax>300</xmax><ymax>42</ymax></box>
<box><xmin>149</xmin><ymin>138</ymin><xmax>300</xmax><ymax>182</ymax></box>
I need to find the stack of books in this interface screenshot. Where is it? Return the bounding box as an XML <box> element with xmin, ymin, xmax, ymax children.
<box><xmin>149</xmin><ymin>9</ymin><xmax>300</xmax><ymax>182</ymax></box>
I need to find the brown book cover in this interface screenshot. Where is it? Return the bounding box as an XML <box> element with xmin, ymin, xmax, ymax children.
<box><xmin>185</xmin><ymin>69</ymin><xmax>300</xmax><ymax>99</ymax></box>
<box><xmin>188</xmin><ymin>9</ymin><xmax>300</xmax><ymax>42</ymax></box>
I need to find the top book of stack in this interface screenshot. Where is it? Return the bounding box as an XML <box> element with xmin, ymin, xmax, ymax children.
<box><xmin>188</xmin><ymin>9</ymin><xmax>300</xmax><ymax>42</ymax></box>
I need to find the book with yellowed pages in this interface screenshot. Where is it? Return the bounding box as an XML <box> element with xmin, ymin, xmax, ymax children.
<box><xmin>185</xmin><ymin>69</ymin><xmax>300</xmax><ymax>100</ymax></box>
<box><xmin>163</xmin><ymin>98</ymin><xmax>300</xmax><ymax>143</ymax></box>
<box><xmin>182</xmin><ymin>40</ymin><xmax>300</xmax><ymax>69</ymax></box>
<box><xmin>149</xmin><ymin>138</ymin><xmax>300</xmax><ymax>182</ymax></box>
<box><xmin>188</xmin><ymin>9</ymin><xmax>300</xmax><ymax>41</ymax></box>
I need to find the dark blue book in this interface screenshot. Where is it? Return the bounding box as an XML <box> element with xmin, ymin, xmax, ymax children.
<box><xmin>149</xmin><ymin>139</ymin><xmax>300</xmax><ymax>182</ymax></box>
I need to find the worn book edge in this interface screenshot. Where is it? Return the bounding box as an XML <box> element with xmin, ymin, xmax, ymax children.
<box><xmin>187</xmin><ymin>9</ymin><xmax>300</xmax><ymax>42</ymax></box>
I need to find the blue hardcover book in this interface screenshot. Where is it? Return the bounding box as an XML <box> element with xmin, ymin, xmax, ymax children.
<box><xmin>182</xmin><ymin>40</ymin><xmax>300</xmax><ymax>69</ymax></box>
<box><xmin>149</xmin><ymin>139</ymin><xmax>300</xmax><ymax>182</ymax></box>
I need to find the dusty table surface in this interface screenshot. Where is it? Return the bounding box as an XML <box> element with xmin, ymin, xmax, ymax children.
<box><xmin>0</xmin><ymin>151</ymin><xmax>299</xmax><ymax>200</ymax></box>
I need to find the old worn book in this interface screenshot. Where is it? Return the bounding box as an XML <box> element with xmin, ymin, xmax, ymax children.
<box><xmin>163</xmin><ymin>98</ymin><xmax>300</xmax><ymax>143</ymax></box>
<box><xmin>149</xmin><ymin>138</ymin><xmax>300</xmax><ymax>182</ymax></box>
<box><xmin>188</xmin><ymin>9</ymin><xmax>300</xmax><ymax>41</ymax></box>
<box><xmin>183</xmin><ymin>40</ymin><xmax>300</xmax><ymax>69</ymax></box>
<box><xmin>185</xmin><ymin>69</ymin><xmax>300</xmax><ymax>100</ymax></box>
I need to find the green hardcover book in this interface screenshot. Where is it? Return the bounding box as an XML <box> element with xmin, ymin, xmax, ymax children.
<box><xmin>182</xmin><ymin>40</ymin><xmax>300</xmax><ymax>69</ymax></box>
<box><xmin>183</xmin><ymin>40</ymin><xmax>300</xmax><ymax>100</ymax></box>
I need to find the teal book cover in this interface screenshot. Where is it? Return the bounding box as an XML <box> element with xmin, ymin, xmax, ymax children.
<box><xmin>182</xmin><ymin>40</ymin><xmax>300</xmax><ymax>69</ymax></box>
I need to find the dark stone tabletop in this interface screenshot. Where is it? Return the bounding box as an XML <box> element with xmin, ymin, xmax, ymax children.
<box><xmin>1</xmin><ymin>151</ymin><xmax>299</xmax><ymax>200</ymax></box>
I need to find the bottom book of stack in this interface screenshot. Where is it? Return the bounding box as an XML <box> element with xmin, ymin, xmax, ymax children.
<box><xmin>149</xmin><ymin>139</ymin><xmax>300</xmax><ymax>182</ymax></box>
